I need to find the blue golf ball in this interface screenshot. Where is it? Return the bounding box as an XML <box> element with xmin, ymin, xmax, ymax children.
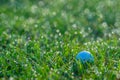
<box><xmin>76</xmin><ymin>51</ymin><xmax>94</xmax><ymax>64</ymax></box>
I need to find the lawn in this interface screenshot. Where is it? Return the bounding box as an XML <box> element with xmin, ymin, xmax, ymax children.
<box><xmin>0</xmin><ymin>0</ymin><xmax>120</xmax><ymax>79</ymax></box>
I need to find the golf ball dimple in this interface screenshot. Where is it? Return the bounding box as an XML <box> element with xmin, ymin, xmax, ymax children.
<box><xmin>76</xmin><ymin>51</ymin><xmax>94</xmax><ymax>63</ymax></box>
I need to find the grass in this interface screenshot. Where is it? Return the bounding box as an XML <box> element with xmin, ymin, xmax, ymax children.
<box><xmin>0</xmin><ymin>0</ymin><xmax>120</xmax><ymax>79</ymax></box>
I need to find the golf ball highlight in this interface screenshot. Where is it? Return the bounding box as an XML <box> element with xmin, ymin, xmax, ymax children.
<box><xmin>76</xmin><ymin>51</ymin><xmax>94</xmax><ymax>64</ymax></box>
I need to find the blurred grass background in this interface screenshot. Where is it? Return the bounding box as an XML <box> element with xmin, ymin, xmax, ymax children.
<box><xmin>0</xmin><ymin>0</ymin><xmax>120</xmax><ymax>79</ymax></box>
